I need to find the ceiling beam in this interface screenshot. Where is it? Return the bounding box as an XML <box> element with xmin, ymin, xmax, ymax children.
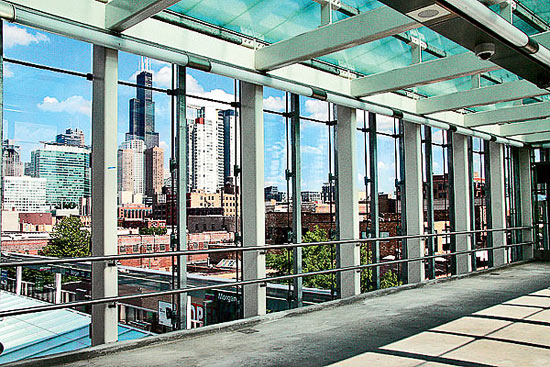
<box><xmin>464</xmin><ymin>100</ymin><xmax>550</xmax><ymax>127</ymax></box>
<box><xmin>517</xmin><ymin>132</ymin><xmax>550</xmax><ymax>143</ymax></box>
<box><xmin>500</xmin><ymin>119</ymin><xmax>550</xmax><ymax>137</ymax></box>
<box><xmin>106</xmin><ymin>0</ymin><xmax>181</xmax><ymax>32</ymax></box>
<box><xmin>416</xmin><ymin>80</ymin><xmax>548</xmax><ymax>115</ymax></box>
<box><xmin>351</xmin><ymin>52</ymin><xmax>498</xmax><ymax>97</ymax></box>
<box><xmin>255</xmin><ymin>5</ymin><xmax>419</xmax><ymax>72</ymax></box>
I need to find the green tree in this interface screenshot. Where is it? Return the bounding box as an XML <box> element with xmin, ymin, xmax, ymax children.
<box><xmin>139</xmin><ymin>226</ymin><xmax>168</xmax><ymax>235</ymax></box>
<box><xmin>266</xmin><ymin>226</ymin><xmax>401</xmax><ymax>292</ymax></box>
<box><xmin>41</xmin><ymin>216</ymin><xmax>91</xmax><ymax>258</ymax></box>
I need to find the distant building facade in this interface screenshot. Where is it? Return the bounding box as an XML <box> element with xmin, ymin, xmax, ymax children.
<box><xmin>2</xmin><ymin>176</ymin><xmax>48</xmax><ymax>212</ymax></box>
<box><xmin>55</xmin><ymin>128</ymin><xmax>85</xmax><ymax>147</ymax></box>
<box><xmin>29</xmin><ymin>143</ymin><xmax>90</xmax><ymax>208</ymax></box>
<box><xmin>3</xmin><ymin>140</ymin><xmax>24</xmax><ymax>177</ymax></box>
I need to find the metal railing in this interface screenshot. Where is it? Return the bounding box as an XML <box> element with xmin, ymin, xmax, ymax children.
<box><xmin>0</xmin><ymin>226</ymin><xmax>533</xmax><ymax>318</ymax></box>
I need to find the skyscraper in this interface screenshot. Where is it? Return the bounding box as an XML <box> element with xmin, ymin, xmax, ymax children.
<box><xmin>29</xmin><ymin>143</ymin><xmax>91</xmax><ymax>208</ymax></box>
<box><xmin>126</xmin><ymin>58</ymin><xmax>159</xmax><ymax>149</ymax></box>
<box><xmin>145</xmin><ymin>146</ymin><xmax>164</xmax><ymax>197</ymax></box>
<box><xmin>117</xmin><ymin>148</ymin><xmax>134</xmax><ymax>193</ymax></box>
<box><xmin>219</xmin><ymin>109</ymin><xmax>237</xmax><ymax>186</ymax></box>
<box><xmin>3</xmin><ymin>140</ymin><xmax>24</xmax><ymax>177</ymax></box>
<box><xmin>120</xmin><ymin>139</ymin><xmax>146</xmax><ymax>195</ymax></box>
<box><xmin>56</xmin><ymin>128</ymin><xmax>85</xmax><ymax>147</ymax></box>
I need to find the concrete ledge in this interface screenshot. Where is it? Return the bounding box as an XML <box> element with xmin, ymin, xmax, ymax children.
<box><xmin>6</xmin><ymin>259</ymin><xmax>534</xmax><ymax>367</ymax></box>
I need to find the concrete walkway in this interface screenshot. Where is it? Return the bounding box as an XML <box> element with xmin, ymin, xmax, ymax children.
<box><xmin>10</xmin><ymin>262</ymin><xmax>550</xmax><ymax>367</ymax></box>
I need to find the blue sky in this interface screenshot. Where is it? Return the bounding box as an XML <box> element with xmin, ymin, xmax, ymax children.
<box><xmin>3</xmin><ymin>23</ymin><xmax>452</xmax><ymax>195</ymax></box>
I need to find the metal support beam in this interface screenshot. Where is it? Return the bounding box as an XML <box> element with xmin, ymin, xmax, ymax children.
<box><xmin>106</xmin><ymin>0</ymin><xmax>181</xmax><ymax>32</ymax></box>
<box><xmin>417</xmin><ymin>80</ymin><xmax>547</xmax><ymax>115</ymax></box>
<box><xmin>255</xmin><ymin>6</ymin><xmax>419</xmax><ymax>71</ymax></box>
<box><xmin>351</xmin><ymin>52</ymin><xmax>498</xmax><ymax>97</ymax></box>
<box><xmin>0</xmin><ymin>20</ymin><xmax>3</xmax><ymax>260</ymax></box>
<box><xmin>290</xmin><ymin>94</ymin><xmax>303</xmax><ymax>308</ymax></box>
<box><xmin>368</xmin><ymin>112</ymin><xmax>380</xmax><ymax>289</ymax></box>
<box><xmin>240</xmin><ymin>81</ymin><xmax>266</xmax><ymax>317</ymax></box>
<box><xmin>465</xmin><ymin>101</ymin><xmax>550</xmax><ymax>127</ymax></box>
<box><xmin>402</xmin><ymin>120</ymin><xmax>424</xmax><ymax>284</ymax></box>
<box><xmin>335</xmin><ymin>104</ymin><xmax>361</xmax><ymax>298</ymax></box>
<box><xmin>486</xmin><ymin>142</ymin><xmax>507</xmax><ymax>267</ymax></box>
<box><xmin>518</xmin><ymin>148</ymin><xmax>534</xmax><ymax>260</ymax></box>
<box><xmin>451</xmin><ymin>133</ymin><xmax>472</xmax><ymax>274</ymax></box>
<box><xmin>518</xmin><ymin>132</ymin><xmax>550</xmax><ymax>143</ymax></box>
<box><xmin>175</xmin><ymin>65</ymin><xmax>188</xmax><ymax>329</ymax></box>
<box><xmin>91</xmin><ymin>45</ymin><xmax>118</xmax><ymax>346</ymax></box>
<box><xmin>424</xmin><ymin>127</ymin><xmax>436</xmax><ymax>280</ymax></box>
<box><xmin>500</xmin><ymin>119</ymin><xmax>550</xmax><ymax>137</ymax></box>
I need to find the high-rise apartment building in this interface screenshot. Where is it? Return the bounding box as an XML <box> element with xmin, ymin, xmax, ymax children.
<box><xmin>2</xmin><ymin>176</ymin><xmax>48</xmax><ymax>212</ymax></box>
<box><xmin>126</xmin><ymin>58</ymin><xmax>159</xmax><ymax>149</ymax></box>
<box><xmin>3</xmin><ymin>140</ymin><xmax>24</xmax><ymax>177</ymax></box>
<box><xmin>145</xmin><ymin>146</ymin><xmax>164</xmax><ymax>196</ymax></box>
<box><xmin>120</xmin><ymin>139</ymin><xmax>146</xmax><ymax>195</ymax></box>
<box><xmin>219</xmin><ymin>109</ymin><xmax>237</xmax><ymax>186</ymax></box>
<box><xmin>187</xmin><ymin>105</ymin><xmax>221</xmax><ymax>193</ymax></box>
<box><xmin>117</xmin><ymin>148</ymin><xmax>134</xmax><ymax>192</ymax></box>
<box><xmin>29</xmin><ymin>143</ymin><xmax>91</xmax><ymax>207</ymax></box>
<box><xmin>56</xmin><ymin>128</ymin><xmax>85</xmax><ymax>147</ymax></box>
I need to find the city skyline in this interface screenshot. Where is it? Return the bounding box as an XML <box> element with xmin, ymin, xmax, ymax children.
<box><xmin>2</xmin><ymin>23</ymin><xmax>450</xmax><ymax>195</ymax></box>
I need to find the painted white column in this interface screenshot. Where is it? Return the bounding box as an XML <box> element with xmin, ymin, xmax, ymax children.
<box><xmin>240</xmin><ymin>81</ymin><xmax>266</xmax><ymax>317</ymax></box>
<box><xmin>488</xmin><ymin>142</ymin><xmax>507</xmax><ymax>266</ymax></box>
<box><xmin>91</xmin><ymin>45</ymin><xmax>118</xmax><ymax>346</ymax></box>
<box><xmin>335</xmin><ymin>105</ymin><xmax>360</xmax><ymax>298</ymax></box>
<box><xmin>15</xmin><ymin>266</ymin><xmax>22</xmax><ymax>295</ymax></box>
<box><xmin>54</xmin><ymin>272</ymin><xmax>62</xmax><ymax>304</ymax></box>
<box><xmin>518</xmin><ymin>148</ymin><xmax>534</xmax><ymax>260</ymax></box>
<box><xmin>403</xmin><ymin>121</ymin><xmax>424</xmax><ymax>284</ymax></box>
<box><xmin>452</xmin><ymin>133</ymin><xmax>472</xmax><ymax>274</ymax></box>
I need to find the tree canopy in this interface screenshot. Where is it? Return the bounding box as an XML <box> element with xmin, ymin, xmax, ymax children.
<box><xmin>266</xmin><ymin>226</ymin><xmax>401</xmax><ymax>292</ymax></box>
<box><xmin>41</xmin><ymin>216</ymin><xmax>91</xmax><ymax>258</ymax></box>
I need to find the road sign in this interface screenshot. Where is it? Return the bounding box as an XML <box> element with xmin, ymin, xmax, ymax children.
<box><xmin>158</xmin><ymin>301</ymin><xmax>174</xmax><ymax>327</ymax></box>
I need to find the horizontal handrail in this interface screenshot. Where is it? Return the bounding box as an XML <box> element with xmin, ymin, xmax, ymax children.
<box><xmin>0</xmin><ymin>240</ymin><xmax>533</xmax><ymax>318</ymax></box>
<box><xmin>0</xmin><ymin>226</ymin><xmax>532</xmax><ymax>269</ymax></box>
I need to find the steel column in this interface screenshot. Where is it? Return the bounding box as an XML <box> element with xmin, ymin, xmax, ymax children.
<box><xmin>486</xmin><ymin>142</ymin><xmax>507</xmax><ymax>267</ymax></box>
<box><xmin>335</xmin><ymin>105</ymin><xmax>360</xmax><ymax>298</ymax></box>
<box><xmin>368</xmin><ymin>112</ymin><xmax>380</xmax><ymax>289</ymax></box>
<box><xmin>175</xmin><ymin>65</ymin><xmax>188</xmax><ymax>328</ymax></box>
<box><xmin>54</xmin><ymin>272</ymin><xmax>62</xmax><ymax>304</ymax></box>
<box><xmin>240</xmin><ymin>81</ymin><xmax>266</xmax><ymax>317</ymax></box>
<box><xmin>402</xmin><ymin>120</ymin><xmax>425</xmax><ymax>284</ymax></box>
<box><xmin>0</xmin><ymin>20</ymin><xmax>3</xmax><ymax>259</ymax></box>
<box><xmin>518</xmin><ymin>148</ymin><xmax>534</xmax><ymax>259</ymax></box>
<box><xmin>451</xmin><ymin>133</ymin><xmax>472</xmax><ymax>274</ymax></box>
<box><xmin>424</xmin><ymin>127</ymin><xmax>436</xmax><ymax>280</ymax></box>
<box><xmin>91</xmin><ymin>45</ymin><xmax>119</xmax><ymax>346</ymax></box>
<box><xmin>290</xmin><ymin>94</ymin><xmax>303</xmax><ymax>308</ymax></box>
<box><xmin>15</xmin><ymin>266</ymin><xmax>22</xmax><ymax>295</ymax></box>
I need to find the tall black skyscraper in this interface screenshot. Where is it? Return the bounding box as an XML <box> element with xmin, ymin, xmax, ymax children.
<box><xmin>126</xmin><ymin>58</ymin><xmax>159</xmax><ymax>149</ymax></box>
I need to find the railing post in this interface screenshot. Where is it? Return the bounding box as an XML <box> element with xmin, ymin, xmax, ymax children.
<box><xmin>54</xmin><ymin>272</ymin><xmax>62</xmax><ymax>304</ymax></box>
<box><xmin>518</xmin><ymin>148</ymin><xmax>534</xmax><ymax>259</ymax></box>
<box><xmin>401</xmin><ymin>120</ymin><xmax>424</xmax><ymax>284</ymax></box>
<box><xmin>15</xmin><ymin>266</ymin><xmax>22</xmax><ymax>295</ymax></box>
<box><xmin>335</xmin><ymin>104</ymin><xmax>360</xmax><ymax>298</ymax></box>
<box><xmin>451</xmin><ymin>133</ymin><xmax>472</xmax><ymax>274</ymax></box>
<box><xmin>240</xmin><ymin>81</ymin><xmax>266</xmax><ymax>317</ymax></box>
<box><xmin>487</xmin><ymin>141</ymin><xmax>507</xmax><ymax>267</ymax></box>
<box><xmin>91</xmin><ymin>45</ymin><xmax>119</xmax><ymax>346</ymax></box>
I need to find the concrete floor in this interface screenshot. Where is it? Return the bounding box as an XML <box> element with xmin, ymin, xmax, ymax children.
<box><xmin>10</xmin><ymin>262</ymin><xmax>550</xmax><ymax>367</ymax></box>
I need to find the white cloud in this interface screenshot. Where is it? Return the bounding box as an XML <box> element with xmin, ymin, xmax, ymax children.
<box><xmin>302</xmin><ymin>145</ymin><xmax>322</xmax><ymax>155</ymax></box>
<box><xmin>4</xmin><ymin>24</ymin><xmax>50</xmax><ymax>48</ymax></box>
<box><xmin>38</xmin><ymin>96</ymin><xmax>91</xmax><ymax>116</ymax></box>
<box><xmin>187</xmin><ymin>74</ymin><xmax>204</xmax><ymax>94</ymax></box>
<box><xmin>4</xmin><ymin>64</ymin><xmax>14</xmax><ymax>78</ymax></box>
<box><xmin>304</xmin><ymin>99</ymin><xmax>329</xmax><ymax>121</ymax></box>
<box><xmin>131</xmin><ymin>66</ymin><xmax>172</xmax><ymax>88</ymax></box>
<box><xmin>263</xmin><ymin>96</ymin><xmax>285</xmax><ymax>112</ymax></box>
<box><xmin>159</xmin><ymin>140</ymin><xmax>169</xmax><ymax>151</ymax></box>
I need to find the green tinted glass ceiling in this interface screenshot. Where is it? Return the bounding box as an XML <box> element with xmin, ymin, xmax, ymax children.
<box><xmin>517</xmin><ymin>1</ymin><xmax>550</xmax><ymax>24</ymax></box>
<box><xmin>168</xmin><ymin>1</ymin><xmax>542</xmax><ymax>98</ymax></box>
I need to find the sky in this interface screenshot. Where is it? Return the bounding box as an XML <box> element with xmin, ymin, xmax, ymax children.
<box><xmin>2</xmin><ymin>23</ymin><xmax>451</xmax><ymax>195</ymax></box>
